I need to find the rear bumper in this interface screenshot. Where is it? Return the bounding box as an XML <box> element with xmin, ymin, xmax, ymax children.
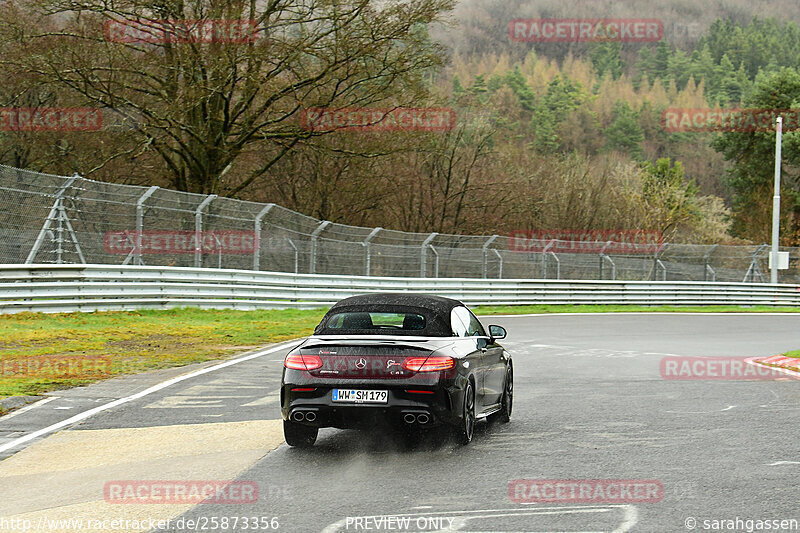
<box><xmin>281</xmin><ymin>384</ymin><xmax>464</xmax><ymax>429</ymax></box>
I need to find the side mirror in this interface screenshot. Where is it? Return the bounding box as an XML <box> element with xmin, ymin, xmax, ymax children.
<box><xmin>488</xmin><ymin>325</ymin><xmax>507</xmax><ymax>340</ymax></box>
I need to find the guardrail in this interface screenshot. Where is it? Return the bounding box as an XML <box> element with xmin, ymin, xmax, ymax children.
<box><xmin>1</xmin><ymin>264</ymin><xmax>799</xmax><ymax>314</ymax></box>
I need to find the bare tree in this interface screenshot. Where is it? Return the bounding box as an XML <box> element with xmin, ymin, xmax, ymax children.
<box><xmin>386</xmin><ymin>113</ymin><xmax>501</xmax><ymax>233</ymax></box>
<box><xmin>0</xmin><ymin>0</ymin><xmax>453</xmax><ymax>194</ymax></box>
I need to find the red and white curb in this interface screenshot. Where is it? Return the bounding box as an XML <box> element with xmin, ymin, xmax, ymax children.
<box><xmin>746</xmin><ymin>354</ymin><xmax>800</xmax><ymax>378</ymax></box>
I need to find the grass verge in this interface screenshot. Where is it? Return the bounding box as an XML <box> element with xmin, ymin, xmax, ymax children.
<box><xmin>0</xmin><ymin>307</ymin><xmax>326</xmax><ymax>397</ymax></box>
<box><xmin>1</xmin><ymin>304</ymin><xmax>799</xmax><ymax>398</ymax></box>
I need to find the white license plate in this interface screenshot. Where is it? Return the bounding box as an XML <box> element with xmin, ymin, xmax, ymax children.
<box><xmin>332</xmin><ymin>389</ymin><xmax>388</xmax><ymax>403</ymax></box>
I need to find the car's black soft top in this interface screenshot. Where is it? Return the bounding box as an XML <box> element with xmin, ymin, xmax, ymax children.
<box><xmin>313</xmin><ymin>293</ymin><xmax>464</xmax><ymax>336</ymax></box>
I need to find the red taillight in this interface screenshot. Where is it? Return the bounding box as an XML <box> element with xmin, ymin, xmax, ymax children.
<box><xmin>284</xmin><ymin>354</ymin><xmax>323</xmax><ymax>371</ymax></box>
<box><xmin>291</xmin><ymin>387</ymin><xmax>316</xmax><ymax>392</ymax></box>
<box><xmin>402</xmin><ymin>356</ymin><xmax>455</xmax><ymax>372</ymax></box>
<box><xmin>406</xmin><ymin>389</ymin><xmax>435</xmax><ymax>394</ymax></box>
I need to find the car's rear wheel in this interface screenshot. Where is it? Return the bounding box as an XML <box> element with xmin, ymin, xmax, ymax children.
<box><xmin>283</xmin><ymin>420</ymin><xmax>318</xmax><ymax>447</ymax></box>
<box><xmin>455</xmin><ymin>380</ymin><xmax>475</xmax><ymax>445</ymax></box>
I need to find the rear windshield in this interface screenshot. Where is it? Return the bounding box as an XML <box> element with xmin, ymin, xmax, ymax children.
<box><xmin>324</xmin><ymin>312</ymin><xmax>426</xmax><ymax>332</ymax></box>
<box><xmin>314</xmin><ymin>305</ymin><xmax>452</xmax><ymax>336</ymax></box>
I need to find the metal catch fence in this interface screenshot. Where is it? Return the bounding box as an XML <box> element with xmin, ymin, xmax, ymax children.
<box><xmin>0</xmin><ymin>164</ymin><xmax>797</xmax><ymax>283</ymax></box>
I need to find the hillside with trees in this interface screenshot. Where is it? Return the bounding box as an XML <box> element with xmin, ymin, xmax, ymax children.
<box><xmin>0</xmin><ymin>0</ymin><xmax>799</xmax><ymax>244</ymax></box>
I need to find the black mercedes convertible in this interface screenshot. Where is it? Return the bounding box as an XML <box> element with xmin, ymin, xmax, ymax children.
<box><xmin>280</xmin><ymin>293</ymin><xmax>513</xmax><ymax>447</ymax></box>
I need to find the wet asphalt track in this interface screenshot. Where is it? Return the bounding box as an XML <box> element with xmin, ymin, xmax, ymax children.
<box><xmin>2</xmin><ymin>313</ymin><xmax>800</xmax><ymax>532</ymax></box>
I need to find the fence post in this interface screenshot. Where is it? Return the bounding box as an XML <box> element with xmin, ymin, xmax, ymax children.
<box><xmin>743</xmin><ymin>244</ymin><xmax>767</xmax><ymax>283</ymax></box>
<box><xmin>703</xmin><ymin>244</ymin><xmax>718</xmax><ymax>282</ymax></box>
<box><xmin>429</xmin><ymin>245</ymin><xmax>440</xmax><ymax>278</ymax></box>
<box><xmin>420</xmin><ymin>233</ymin><xmax>438</xmax><ymax>277</ymax></box>
<box><xmin>309</xmin><ymin>221</ymin><xmax>330</xmax><ymax>274</ymax></box>
<box><xmin>541</xmin><ymin>239</ymin><xmax>555</xmax><ymax>279</ymax></box>
<box><xmin>599</xmin><ymin>241</ymin><xmax>611</xmax><ymax>280</ymax></box>
<box><xmin>549</xmin><ymin>251</ymin><xmax>561</xmax><ymax>279</ymax></box>
<box><xmin>130</xmin><ymin>186</ymin><xmax>159</xmax><ymax>266</ymax></box>
<box><xmin>194</xmin><ymin>194</ymin><xmax>217</xmax><ymax>268</ymax></box>
<box><xmin>482</xmin><ymin>235</ymin><xmax>498</xmax><ymax>278</ymax></box>
<box><xmin>286</xmin><ymin>238</ymin><xmax>299</xmax><ymax>273</ymax></box>
<box><xmin>253</xmin><ymin>203</ymin><xmax>275</xmax><ymax>271</ymax></box>
<box><xmin>493</xmin><ymin>249</ymin><xmax>504</xmax><ymax>279</ymax></box>
<box><xmin>26</xmin><ymin>175</ymin><xmax>80</xmax><ymax>264</ymax></box>
<box><xmin>651</xmin><ymin>247</ymin><xmax>661</xmax><ymax>281</ymax></box>
<box><xmin>363</xmin><ymin>227</ymin><xmax>382</xmax><ymax>276</ymax></box>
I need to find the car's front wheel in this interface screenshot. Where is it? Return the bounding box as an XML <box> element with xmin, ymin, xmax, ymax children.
<box><xmin>455</xmin><ymin>380</ymin><xmax>476</xmax><ymax>445</ymax></box>
<box><xmin>283</xmin><ymin>420</ymin><xmax>318</xmax><ymax>447</ymax></box>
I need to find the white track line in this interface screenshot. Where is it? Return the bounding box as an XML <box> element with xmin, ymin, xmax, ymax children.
<box><xmin>0</xmin><ymin>397</ymin><xmax>57</xmax><ymax>421</ymax></box>
<box><xmin>0</xmin><ymin>340</ymin><xmax>299</xmax><ymax>455</ymax></box>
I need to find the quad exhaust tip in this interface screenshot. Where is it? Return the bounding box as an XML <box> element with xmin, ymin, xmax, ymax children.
<box><xmin>403</xmin><ymin>412</ymin><xmax>431</xmax><ymax>424</ymax></box>
<box><xmin>291</xmin><ymin>410</ymin><xmax>317</xmax><ymax>422</ymax></box>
